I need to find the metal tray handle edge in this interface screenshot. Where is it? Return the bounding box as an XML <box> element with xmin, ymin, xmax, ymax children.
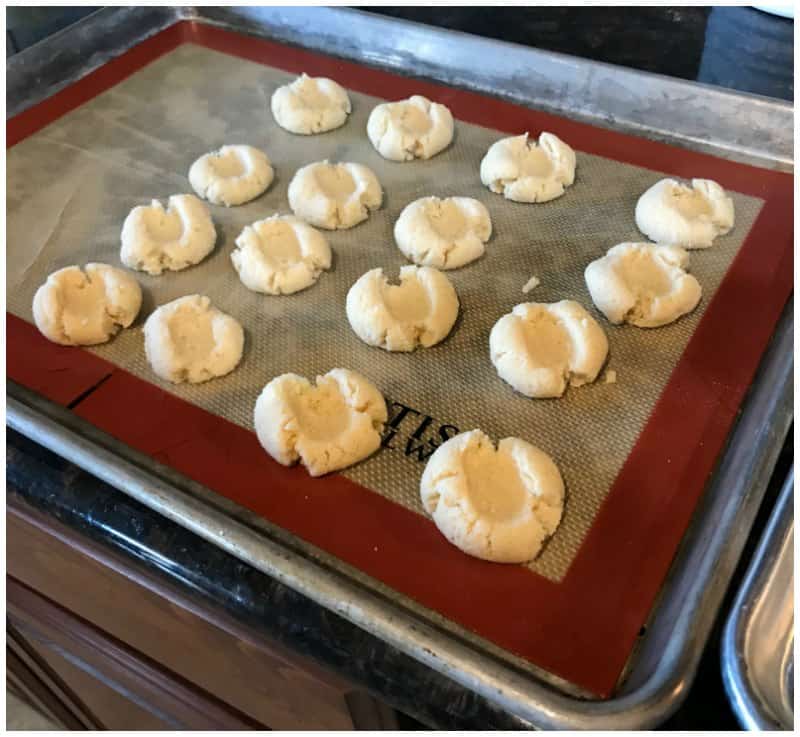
<box><xmin>721</xmin><ymin>470</ymin><xmax>795</xmax><ymax>730</ymax></box>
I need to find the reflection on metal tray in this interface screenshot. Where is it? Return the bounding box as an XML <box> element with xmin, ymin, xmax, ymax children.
<box><xmin>723</xmin><ymin>470</ymin><xmax>794</xmax><ymax>730</ymax></box>
<box><xmin>5</xmin><ymin>6</ymin><xmax>794</xmax><ymax>729</ymax></box>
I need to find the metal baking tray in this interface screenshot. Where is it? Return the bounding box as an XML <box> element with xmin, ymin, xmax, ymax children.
<box><xmin>6</xmin><ymin>6</ymin><xmax>794</xmax><ymax>728</ymax></box>
<box><xmin>722</xmin><ymin>470</ymin><xmax>794</xmax><ymax>730</ymax></box>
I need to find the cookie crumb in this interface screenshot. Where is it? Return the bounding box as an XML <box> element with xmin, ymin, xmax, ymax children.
<box><xmin>605</xmin><ymin>369</ymin><xmax>617</xmax><ymax>384</ymax></box>
<box><xmin>522</xmin><ymin>276</ymin><xmax>540</xmax><ymax>294</ymax></box>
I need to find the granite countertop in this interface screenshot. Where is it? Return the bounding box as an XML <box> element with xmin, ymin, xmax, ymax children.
<box><xmin>6</xmin><ymin>6</ymin><xmax>794</xmax><ymax>729</ymax></box>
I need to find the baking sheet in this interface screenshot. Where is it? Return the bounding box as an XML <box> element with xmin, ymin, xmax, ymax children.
<box><xmin>6</xmin><ymin>42</ymin><xmax>764</xmax><ymax>583</ymax></box>
<box><xmin>723</xmin><ymin>471</ymin><xmax>794</xmax><ymax>730</ymax></box>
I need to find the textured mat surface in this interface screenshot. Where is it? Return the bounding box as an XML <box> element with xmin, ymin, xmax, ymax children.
<box><xmin>7</xmin><ymin>43</ymin><xmax>763</xmax><ymax>582</ymax></box>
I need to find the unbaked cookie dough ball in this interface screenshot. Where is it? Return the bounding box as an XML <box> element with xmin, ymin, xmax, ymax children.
<box><xmin>189</xmin><ymin>145</ymin><xmax>274</xmax><ymax>207</ymax></box>
<box><xmin>367</xmin><ymin>95</ymin><xmax>454</xmax><ymax>162</ymax></box>
<box><xmin>394</xmin><ymin>196</ymin><xmax>492</xmax><ymax>269</ymax></box>
<box><xmin>121</xmin><ymin>194</ymin><xmax>216</xmax><ymax>275</ymax></box>
<box><xmin>254</xmin><ymin>368</ymin><xmax>388</xmax><ymax>477</ymax></box>
<box><xmin>420</xmin><ymin>429</ymin><xmax>564</xmax><ymax>563</ymax></box>
<box><xmin>584</xmin><ymin>242</ymin><xmax>702</xmax><ymax>328</ymax></box>
<box><xmin>480</xmin><ymin>132</ymin><xmax>576</xmax><ymax>203</ymax></box>
<box><xmin>635</xmin><ymin>178</ymin><xmax>734</xmax><ymax>249</ymax></box>
<box><xmin>32</xmin><ymin>263</ymin><xmax>142</xmax><ymax>346</ymax></box>
<box><xmin>144</xmin><ymin>295</ymin><xmax>244</xmax><ymax>384</ymax></box>
<box><xmin>231</xmin><ymin>215</ymin><xmax>331</xmax><ymax>295</ymax></box>
<box><xmin>346</xmin><ymin>265</ymin><xmax>459</xmax><ymax>352</ymax></box>
<box><xmin>490</xmin><ymin>300</ymin><xmax>608</xmax><ymax>398</ymax></box>
<box><xmin>271</xmin><ymin>73</ymin><xmax>352</xmax><ymax>135</ymax></box>
<box><xmin>288</xmin><ymin>160</ymin><xmax>382</xmax><ymax>230</ymax></box>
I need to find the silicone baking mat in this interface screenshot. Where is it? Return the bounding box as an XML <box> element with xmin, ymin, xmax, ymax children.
<box><xmin>7</xmin><ymin>23</ymin><xmax>792</xmax><ymax>697</ymax></box>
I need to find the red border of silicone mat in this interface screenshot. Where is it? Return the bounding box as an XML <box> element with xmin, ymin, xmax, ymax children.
<box><xmin>7</xmin><ymin>21</ymin><xmax>793</xmax><ymax>697</ymax></box>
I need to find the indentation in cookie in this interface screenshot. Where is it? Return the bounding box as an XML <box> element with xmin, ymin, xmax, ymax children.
<box><xmin>584</xmin><ymin>242</ymin><xmax>702</xmax><ymax>327</ymax></box>
<box><xmin>394</xmin><ymin>196</ymin><xmax>492</xmax><ymax>269</ymax></box>
<box><xmin>32</xmin><ymin>263</ymin><xmax>142</xmax><ymax>346</ymax></box>
<box><xmin>635</xmin><ymin>178</ymin><xmax>734</xmax><ymax>249</ymax></box>
<box><xmin>189</xmin><ymin>145</ymin><xmax>274</xmax><ymax>207</ymax></box>
<box><xmin>231</xmin><ymin>215</ymin><xmax>332</xmax><ymax>295</ymax></box>
<box><xmin>346</xmin><ymin>265</ymin><xmax>459</xmax><ymax>352</ymax></box>
<box><xmin>288</xmin><ymin>161</ymin><xmax>382</xmax><ymax>230</ymax></box>
<box><xmin>144</xmin><ymin>295</ymin><xmax>244</xmax><ymax>384</ymax></box>
<box><xmin>121</xmin><ymin>194</ymin><xmax>216</xmax><ymax>275</ymax></box>
<box><xmin>271</xmin><ymin>73</ymin><xmax>352</xmax><ymax>135</ymax></box>
<box><xmin>253</xmin><ymin>368</ymin><xmax>388</xmax><ymax>477</ymax></box>
<box><xmin>490</xmin><ymin>300</ymin><xmax>608</xmax><ymax>398</ymax></box>
<box><xmin>420</xmin><ymin>429</ymin><xmax>565</xmax><ymax>563</ymax></box>
<box><xmin>480</xmin><ymin>132</ymin><xmax>576</xmax><ymax>203</ymax></box>
<box><xmin>367</xmin><ymin>95</ymin><xmax>454</xmax><ymax>161</ymax></box>
<box><xmin>313</xmin><ymin>164</ymin><xmax>357</xmax><ymax>203</ymax></box>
